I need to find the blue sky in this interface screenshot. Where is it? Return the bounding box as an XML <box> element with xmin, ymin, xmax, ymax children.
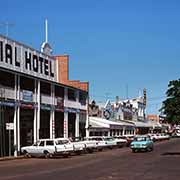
<box><xmin>0</xmin><ymin>0</ymin><xmax>180</xmax><ymax>114</ymax></box>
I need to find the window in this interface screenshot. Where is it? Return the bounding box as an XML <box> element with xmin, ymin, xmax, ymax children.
<box><xmin>33</xmin><ymin>142</ymin><xmax>39</xmax><ymax>146</ymax></box>
<box><xmin>68</xmin><ymin>89</ymin><xmax>76</xmax><ymax>101</ymax></box>
<box><xmin>46</xmin><ymin>140</ymin><xmax>54</xmax><ymax>146</ymax></box>
<box><xmin>39</xmin><ymin>141</ymin><xmax>45</xmax><ymax>147</ymax></box>
<box><xmin>56</xmin><ymin>140</ymin><xmax>69</xmax><ymax>145</ymax></box>
<box><xmin>79</xmin><ymin>92</ymin><xmax>87</xmax><ymax>105</ymax></box>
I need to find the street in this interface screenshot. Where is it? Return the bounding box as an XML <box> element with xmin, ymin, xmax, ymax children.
<box><xmin>0</xmin><ymin>138</ymin><xmax>180</xmax><ymax>180</ymax></box>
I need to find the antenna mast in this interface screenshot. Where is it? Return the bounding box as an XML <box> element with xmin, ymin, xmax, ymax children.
<box><xmin>45</xmin><ymin>19</ymin><xmax>48</xmax><ymax>43</ymax></box>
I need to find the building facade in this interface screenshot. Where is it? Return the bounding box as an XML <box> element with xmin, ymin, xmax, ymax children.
<box><xmin>87</xmin><ymin>100</ymin><xmax>135</xmax><ymax>137</ymax></box>
<box><xmin>0</xmin><ymin>35</ymin><xmax>88</xmax><ymax>157</ymax></box>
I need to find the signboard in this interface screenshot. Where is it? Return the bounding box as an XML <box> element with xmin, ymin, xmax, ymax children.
<box><xmin>0</xmin><ymin>101</ymin><xmax>15</xmax><ymax>107</ymax></box>
<box><xmin>0</xmin><ymin>35</ymin><xmax>57</xmax><ymax>82</ymax></box>
<box><xmin>20</xmin><ymin>103</ymin><xmax>34</xmax><ymax>109</ymax></box>
<box><xmin>64</xmin><ymin>107</ymin><xmax>80</xmax><ymax>113</ymax></box>
<box><xmin>41</xmin><ymin>104</ymin><xmax>51</xmax><ymax>111</ymax></box>
<box><xmin>22</xmin><ymin>90</ymin><xmax>33</xmax><ymax>102</ymax></box>
<box><xmin>6</xmin><ymin>123</ymin><xmax>14</xmax><ymax>130</ymax></box>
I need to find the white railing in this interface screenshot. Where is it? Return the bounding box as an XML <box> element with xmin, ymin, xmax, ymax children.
<box><xmin>64</xmin><ymin>99</ymin><xmax>87</xmax><ymax>110</ymax></box>
<box><xmin>0</xmin><ymin>86</ymin><xmax>15</xmax><ymax>100</ymax></box>
<box><xmin>41</xmin><ymin>94</ymin><xmax>52</xmax><ymax>105</ymax></box>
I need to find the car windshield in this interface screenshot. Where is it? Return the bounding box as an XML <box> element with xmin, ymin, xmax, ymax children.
<box><xmin>56</xmin><ymin>140</ymin><xmax>69</xmax><ymax>145</ymax></box>
<box><xmin>134</xmin><ymin>137</ymin><xmax>148</xmax><ymax>141</ymax></box>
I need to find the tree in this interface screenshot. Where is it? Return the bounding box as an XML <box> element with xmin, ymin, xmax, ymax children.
<box><xmin>161</xmin><ymin>79</ymin><xmax>180</xmax><ymax>124</ymax></box>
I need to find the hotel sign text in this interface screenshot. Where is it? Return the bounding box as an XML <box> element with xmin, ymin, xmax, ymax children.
<box><xmin>0</xmin><ymin>35</ymin><xmax>57</xmax><ymax>82</ymax></box>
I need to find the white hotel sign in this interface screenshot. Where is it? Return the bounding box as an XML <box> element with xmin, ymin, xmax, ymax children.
<box><xmin>0</xmin><ymin>35</ymin><xmax>57</xmax><ymax>82</ymax></box>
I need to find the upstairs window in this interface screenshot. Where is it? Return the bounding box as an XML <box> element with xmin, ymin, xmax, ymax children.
<box><xmin>68</xmin><ymin>89</ymin><xmax>76</xmax><ymax>101</ymax></box>
<box><xmin>79</xmin><ymin>92</ymin><xmax>87</xmax><ymax>105</ymax></box>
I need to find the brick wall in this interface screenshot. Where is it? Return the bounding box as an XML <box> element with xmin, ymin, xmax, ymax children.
<box><xmin>54</xmin><ymin>55</ymin><xmax>88</xmax><ymax>92</ymax></box>
<box><xmin>55</xmin><ymin>55</ymin><xmax>69</xmax><ymax>84</ymax></box>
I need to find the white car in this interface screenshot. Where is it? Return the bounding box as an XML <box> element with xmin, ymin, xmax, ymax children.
<box><xmin>103</xmin><ymin>137</ymin><xmax>118</xmax><ymax>148</ymax></box>
<box><xmin>149</xmin><ymin>134</ymin><xmax>159</xmax><ymax>141</ymax></box>
<box><xmin>149</xmin><ymin>133</ymin><xmax>169</xmax><ymax>141</ymax></box>
<box><xmin>87</xmin><ymin>136</ymin><xmax>116</xmax><ymax>151</ymax></box>
<box><xmin>68</xmin><ymin>137</ymin><xmax>86</xmax><ymax>154</ymax></box>
<box><xmin>160</xmin><ymin>133</ymin><xmax>170</xmax><ymax>140</ymax></box>
<box><xmin>113</xmin><ymin>136</ymin><xmax>127</xmax><ymax>147</ymax></box>
<box><xmin>21</xmin><ymin>138</ymin><xmax>74</xmax><ymax>158</ymax></box>
<box><xmin>83</xmin><ymin>137</ymin><xmax>98</xmax><ymax>153</ymax></box>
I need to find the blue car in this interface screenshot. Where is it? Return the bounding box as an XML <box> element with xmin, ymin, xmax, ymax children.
<box><xmin>130</xmin><ymin>135</ymin><xmax>154</xmax><ymax>153</ymax></box>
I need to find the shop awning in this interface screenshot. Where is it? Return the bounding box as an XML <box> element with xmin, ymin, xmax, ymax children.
<box><xmin>131</xmin><ymin>120</ymin><xmax>162</xmax><ymax>128</ymax></box>
<box><xmin>88</xmin><ymin>117</ymin><xmax>132</xmax><ymax>130</ymax></box>
<box><xmin>88</xmin><ymin>119</ymin><xmax>109</xmax><ymax>132</ymax></box>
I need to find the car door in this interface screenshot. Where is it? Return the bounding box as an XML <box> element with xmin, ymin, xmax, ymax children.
<box><xmin>37</xmin><ymin>140</ymin><xmax>45</xmax><ymax>155</ymax></box>
<box><xmin>45</xmin><ymin>140</ymin><xmax>55</xmax><ymax>154</ymax></box>
<box><xmin>28</xmin><ymin>141</ymin><xmax>40</xmax><ymax>156</ymax></box>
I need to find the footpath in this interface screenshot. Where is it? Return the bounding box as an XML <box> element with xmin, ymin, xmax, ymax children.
<box><xmin>0</xmin><ymin>156</ymin><xmax>24</xmax><ymax>161</ymax></box>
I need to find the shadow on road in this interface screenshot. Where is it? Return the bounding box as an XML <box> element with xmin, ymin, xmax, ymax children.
<box><xmin>162</xmin><ymin>152</ymin><xmax>180</xmax><ymax>156</ymax></box>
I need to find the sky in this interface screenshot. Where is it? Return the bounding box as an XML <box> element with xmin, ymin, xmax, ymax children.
<box><xmin>0</xmin><ymin>0</ymin><xmax>180</xmax><ymax>114</ymax></box>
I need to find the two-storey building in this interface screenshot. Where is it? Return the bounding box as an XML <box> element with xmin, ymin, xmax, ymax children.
<box><xmin>0</xmin><ymin>35</ymin><xmax>88</xmax><ymax>157</ymax></box>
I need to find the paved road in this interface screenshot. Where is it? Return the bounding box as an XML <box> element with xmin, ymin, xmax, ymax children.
<box><xmin>0</xmin><ymin>138</ymin><xmax>180</xmax><ymax>180</ymax></box>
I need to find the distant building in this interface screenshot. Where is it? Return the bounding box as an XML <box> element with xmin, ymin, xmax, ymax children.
<box><xmin>147</xmin><ymin>114</ymin><xmax>160</xmax><ymax>123</ymax></box>
<box><xmin>87</xmin><ymin>95</ymin><xmax>162</xmax><ymax>135</ymax></box>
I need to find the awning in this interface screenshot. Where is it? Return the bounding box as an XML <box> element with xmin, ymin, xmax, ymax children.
<box><xmin>90</xmin><ymin>117</ymin><xmax>124</xmax><ymax>129</ymax></box>
<box><xmin>88</xmin><ymin>120</ymin><xmax>109</xmax><ymax>132</ymax></box>
<box><xmin>132</xmin><ymin>121</ymin><xmax>153</xmax><ymax>128</ymax></box>
<box><xmin>87</xmin><ymin>117</ymin><xmax>135</xmax><ymax>130</ymax></box>
<box><xmin>131</xmin><ymin>120</ymin><xmax>162</xmax><ymax>128</ymax></box>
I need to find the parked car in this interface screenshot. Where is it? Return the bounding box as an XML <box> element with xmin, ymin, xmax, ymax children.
<box><xmin>114</xmin><ymin>136</ymin><xmax>127</xmax><ymax>148</ymax></box>
<box><xmin>149</xmin><ymin>133</ymin><xmax>159</xmax><ymax>142</ymax></box>
<box><xmin>87</xmin><ymin>136</ymin><xmax>116</xmax><ymax>151</ymax></box>
<box><xmin>160</xmin><ymin>133</ymin><xmax>170</xmax><ymax>140</ymax></box>
<box><xmin>130</xmin><ymin>135</ymin><xmax>154</xmax><ymax>153</ymax></box>
<box><xmin>103</xmin><ymin>137</ymin><xmax>118</xmax><ymax>149</ymax></box>
<box><xmin>21</xmin><ymin>138</ymin><xmax>74</xmax><ymax>158</ymax></box>
<box><xmin>82</xmin><ymin>137</ymin><xmax>98</xmax><ymax>153</ymax></box>
<box><xmin>68</xmin><ymin>137</ymin><xmax>86</xmax><ymax>154</ymax></box>
<box><xmin>149</xmin><ymin>133</ymin><xmax>170</xmax><ymax>141</ymax></box>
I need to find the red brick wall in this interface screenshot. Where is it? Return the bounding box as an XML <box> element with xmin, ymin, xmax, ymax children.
<box><xmin>54</xmin><ymin>55</ymin><xmax>69</xmax><ymax>84</ymax></box>
<box><xmin>54</xmin><ymin>55</ymin><xmax>89</xmax><ymax>92</ymax></box>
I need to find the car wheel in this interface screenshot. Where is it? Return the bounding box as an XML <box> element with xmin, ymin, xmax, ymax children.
<box><xmin>132</xmin><ymin>149</ymin><xmax>136</xmax><ymax>153</ymax></box>
<box><xmin>23</xmin><ymin>150</ymin><xmax>31</xmax><ymax>158</ymax></box>
<box><xmin>63</xmin><ymin>154</ymin><xmax>69</xmax><ymax>158</ymax></box>
<box><xmin>75</xmin><ymin>151</ymin><xmax>81</xmax><ymax>155</ymax></box>
<box><xmin>87</xmin><ymin>148</ymin><xmax>93</xmax><ymax>153</ymax></box>
<box><xmin>44</xmin><ymin>151</ymin><xmax>51</xmax><ymax>159</ymax></box>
